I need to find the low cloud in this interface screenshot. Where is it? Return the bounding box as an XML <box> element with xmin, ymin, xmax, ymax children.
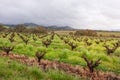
<box><xmin>0</xmin><ymin>0</ymin><xmax>120</xmax><ymax>30</ymax></box>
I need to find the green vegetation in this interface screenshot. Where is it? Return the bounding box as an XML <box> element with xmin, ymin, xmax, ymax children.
<box><xmin>0</xmin><ymin>30</ymin><xmax>120</xmax><ymax>79</ymax></box>
<box><xmin>0</xmin><ymin>33</ymin><xmax>120</xmax><ymax>74</ymax></box>
<box><xmin>0</xmin><ymin>56</ymin><xmax>81</xmax><ymax>80</ymax></box>
<box><xmin>74</xmin><ymin>29</ymin><xmax>97</xmax><ymax>36</ymax></box>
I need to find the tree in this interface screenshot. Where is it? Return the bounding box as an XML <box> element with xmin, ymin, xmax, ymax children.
<box><xmin>74</xmin><ymin>29</ymin><xmax>97</xmax><ymax>36</ymax></box>
<box><xmin>14</xmin><ymin>24</ymin><xmax>26</xmax><ymax>32</ymax></box>
<box><xmin>0</xmin><ymin>24</ymin><xmax>6</xmax><ymax>31</ymax></box>
<box><xmin>30</xmin><ymin>26</ymin><xmax>47</xmax><ymax>34</ymax></box>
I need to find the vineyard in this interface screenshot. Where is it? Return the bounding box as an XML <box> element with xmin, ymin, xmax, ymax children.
<box><xmin>0</xmin><ymin>31</ymin><xmax>120</xmax><ymax>80</ymax></box>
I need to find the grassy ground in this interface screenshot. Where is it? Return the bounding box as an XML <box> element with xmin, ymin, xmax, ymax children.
<box><xmin>0</xmin><ymin>32</ymin><xmax>120</xmax><ymax>76</ymax></box>
<box><xmin>0</xmin><ymin>56</ymin><xmax>82</xmax><ymax>80</ymax></box>
<box><xmin>55</xmin><ymin>30</ymin><xmax>120</xmax><ymax>37</ymax></box>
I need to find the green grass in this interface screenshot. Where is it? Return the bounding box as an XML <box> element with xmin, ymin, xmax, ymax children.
<box><xmin>0</xmin><ymin>32</ymin><xmax>120</xmax><ymax>74</ymax></box>
<box><xmin>0</xmin><ymin>56</ymin><xmax>82</xmax><ymax>80</ymax></box>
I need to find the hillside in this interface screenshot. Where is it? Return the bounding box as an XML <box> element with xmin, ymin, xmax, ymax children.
<box><xmin>3</xmin><ymin>23</ymin><xmax>74</xmax><ymax>30</ymax></box>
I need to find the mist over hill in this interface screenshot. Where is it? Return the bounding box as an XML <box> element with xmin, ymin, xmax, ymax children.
<box><xmin>3</xmin><ymin>23</ymin><xmax>74</xmax><ymax>30</ymax></box>
<box><xmin>1</xmin><ymin>23</ymin><xmax>120</xmax><ymax>31</ymax></box>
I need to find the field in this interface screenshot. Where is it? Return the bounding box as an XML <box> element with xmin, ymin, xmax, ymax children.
<box><xmin>0</xmin><ymin>31</ymin><xmax>120</xmax><ymax>80</ymax></box>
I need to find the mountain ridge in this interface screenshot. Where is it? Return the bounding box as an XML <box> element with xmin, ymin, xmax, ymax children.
<box><xmin>3</xmin><ymin>23</ymin><xmax>74</xmax><ymax>30</ymax></box>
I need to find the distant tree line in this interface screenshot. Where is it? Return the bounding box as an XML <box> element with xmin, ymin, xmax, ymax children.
<box><xmin>0</xmin><ymin>24</ymin><xmax>6</xmax><ymax>31</ymax></box>
<box><xmin>74</xmin><ymin>29</ymin><xmax>98</xmax><ymax>36</ymax></box>
<box><xmin>0</xmin><ymin>24</ymin><xmax>47</xmax><ymax>34</ymax></box>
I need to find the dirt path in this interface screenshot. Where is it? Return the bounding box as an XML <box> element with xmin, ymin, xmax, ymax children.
<box><xmin>0</xmin><ymin>53</ymin><xmax>120</xmax><ymax>80</ymax></box>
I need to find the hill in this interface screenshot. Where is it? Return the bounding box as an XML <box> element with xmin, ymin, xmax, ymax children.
<box><xmin>45</xmin><ymin>25</ymin><xmax>74</xmax><ymax>30</ymax></box>
<box><xmin>3</xmin><ymin>23</ymin><xmax>74</xmax><ymax>30</ymax></box>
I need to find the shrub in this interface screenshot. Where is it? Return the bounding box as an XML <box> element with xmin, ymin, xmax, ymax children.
<box><xmin>42</xmin><ymin>39</ymin><xmax>52</xmax><ymax>48</ymax></box>
<box><xmin>74</xmin><ymin>29</ymin><xmax>97</xmax><ymax>36</ymax></box>
<box><xmin>0</xmin><ymin>46</ymin><xmax>14</xmax><ymax>55</ymax></box>
<box><xmin>30</xmin><ymin>26</ymin><xmax>47</xmax><ymax>34</ymax></box>
<box><xmin>9</xmin><ymin>33</ymin><xmax>15</xmax><ymax>43</ymax></box>
<box><xmin>68</xmin><ymin>41</ymin><xmax>77</xmax><ymax>50</ymax></box>
<box><xmin>35</xmin><ymin>49</ymin><xmax>47</xmax><ymax>62</ymax></box>
<box><xmin>63</xmin><ymin>38</ymin><xmax>69</xmax><ymax>44</ymax></box>
<box><xmin>82</xmin><ymin>55</ymin><xmax>101</xmax><ymax>73</ymax></box>
<box><xmin>0</xmin><ymin>24</ymin><xmax>6</xmax><ymax>31</ymax></box>
<box><xmin>104</xmin><ymin>42</ymin><xmax>119</xmax><ymax>55</ymax></box>
<box><xmin>32</xmin><ymin>35</ymin><xmax>37</xmax><ymax>41</ymax></box>
<box><xmin>20</xmin><ymin>35</ymin><xmax>29</xmax><ymax>45</ymax></box>
<box><xmin>14</xmin><ymin>24</ymin><xmax>27</xmax><ymax>33</ymax></box>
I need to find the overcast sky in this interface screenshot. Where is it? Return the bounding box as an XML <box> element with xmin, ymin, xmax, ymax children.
<box><xmin>0</xmin><ymin>0</ymin><xmax>120</xmax><ymax>30</ymax></box>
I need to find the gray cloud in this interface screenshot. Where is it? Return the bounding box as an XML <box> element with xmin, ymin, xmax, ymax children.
<box><xmin>0</xmin><ymin>0</ymin><xmax>120</xmax><ymax>30</ymax></box>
